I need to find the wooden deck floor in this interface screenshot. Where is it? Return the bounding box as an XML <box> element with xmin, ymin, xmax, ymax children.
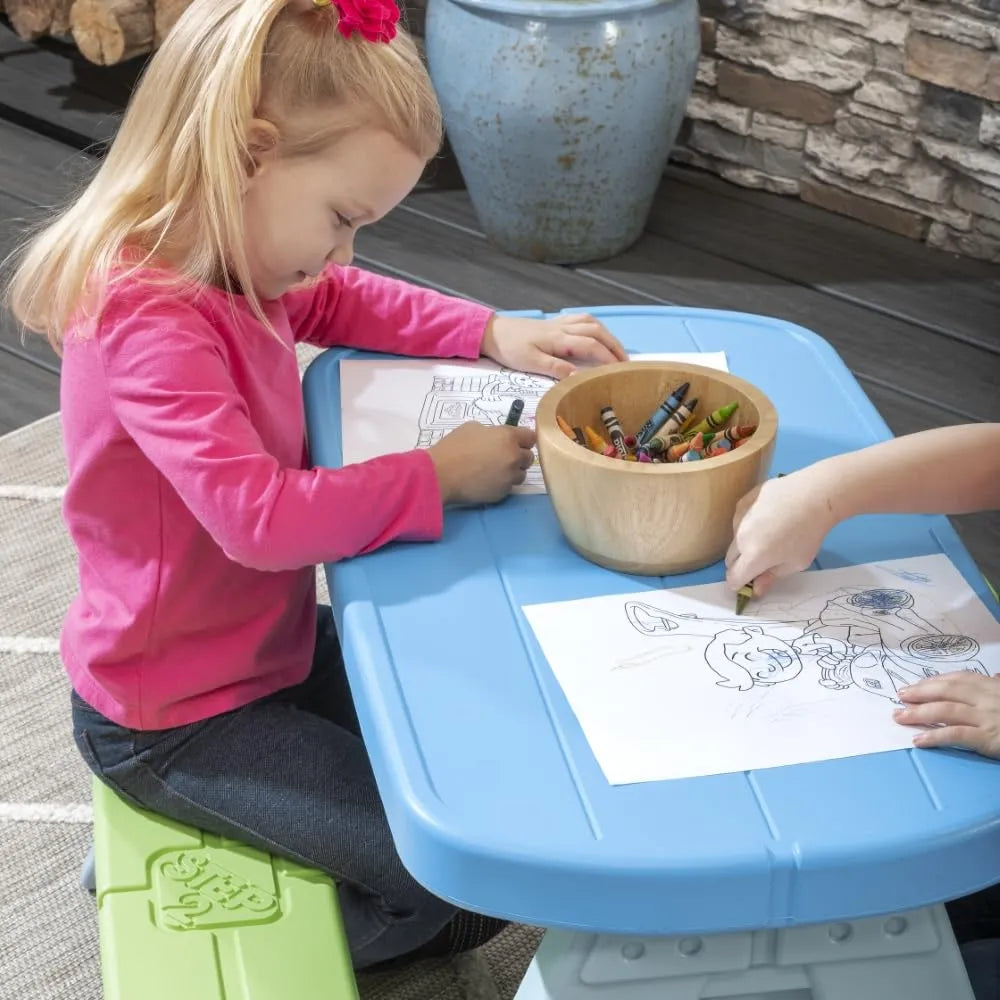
<box><xmin>1</xmin><ymin>20</ymin><xmax>998</xmax><ymax>580</ymax></box>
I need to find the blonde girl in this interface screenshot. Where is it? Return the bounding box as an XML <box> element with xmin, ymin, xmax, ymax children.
<box><xmin>6</xmin><ymin>0</ymin><xmax>625</xmax><ymax>968</ymax></box>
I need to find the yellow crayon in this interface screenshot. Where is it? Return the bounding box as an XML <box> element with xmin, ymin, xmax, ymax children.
<box><xmin>583</xmin><ymin>425</ymin><xmax>607</xmax><ymax>452</ymax></box>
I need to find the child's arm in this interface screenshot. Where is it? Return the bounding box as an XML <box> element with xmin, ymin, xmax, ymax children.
<box><xmin>726</xmin><ymin>423</ymin><xmax>1000</xmax><ymax>594</ymax></box>
<box><xmin>92</xmin><ymin>300</ymin><xmax>532</xmax><ymax>572</ymax></box>
<box><xmin>285</xmin><ymin>265</ymin><xmax>490</xmax><ymax>359</ymax></box>
<box><xmin>284</xmin><ymin>266</ymin><xmax>627</xmax><ymax>375</ymax></box>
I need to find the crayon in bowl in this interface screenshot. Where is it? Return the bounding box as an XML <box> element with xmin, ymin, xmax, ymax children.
<box><xmin>535</xmin><ymin>361</ymin><xmax>778</xmax><ymax>576</ymax></box>
<box><xmin>554</xmin><ymin>382</ymin><xmax>758</xmax><ymax>465</ymax></box>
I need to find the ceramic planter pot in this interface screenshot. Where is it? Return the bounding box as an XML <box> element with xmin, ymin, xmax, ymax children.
<box><xmin>425</xmin><ymin>0</ymin><xmax>700</xmax><ymax>263</ymax></box>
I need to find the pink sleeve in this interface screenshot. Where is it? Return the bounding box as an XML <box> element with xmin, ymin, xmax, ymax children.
<box><xmin>284</xmin><ymin>265</ymin><xmax>492</xmax><ymax>359</ymax></box>
<box><xmin>96</xmin><ymin>299</ymin><xmax>443</xmax><ymax>572</ymax></box>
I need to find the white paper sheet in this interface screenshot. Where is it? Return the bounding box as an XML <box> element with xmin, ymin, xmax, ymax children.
<box><xmin>630</xmin><ymin>351</ymin><xmax>728</xmax><ymax>370</ymax></box>
<box><xmin>339</xmin><ymin>353</ymin><xmax>729</xmax><ymax>494</ymax></box>
<box><xmin>522</xmin><ymin>555</ymin><xmax>1000</xmax><ymax>784</ymax></box>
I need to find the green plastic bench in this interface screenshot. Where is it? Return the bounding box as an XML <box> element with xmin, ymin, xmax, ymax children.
<box><xmin>88</xmin><ymin>776</ymin><xmax>359</xmax><ymax>1000</ymax></box>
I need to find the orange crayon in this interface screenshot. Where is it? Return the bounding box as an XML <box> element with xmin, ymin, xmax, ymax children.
<box><xmin>666</xmin><ymin>440</ymin><xmax>691</xmax><ymax>462</ymax></box>
<box><xmin>556</xmin><ymin>415</ymin><xmax>575</xmax><ymax>440</ymax></box>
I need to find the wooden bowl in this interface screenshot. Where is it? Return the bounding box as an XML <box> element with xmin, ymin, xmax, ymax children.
<box><xmin>535</xmin><ymin>362</ymin><xmax>778</xmax><ymax>575</ymax></box>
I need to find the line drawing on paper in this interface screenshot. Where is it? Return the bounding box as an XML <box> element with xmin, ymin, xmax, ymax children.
<box><xmin>416</xmin><ymin>368</ymin><xmax>552</xmax><ymax>489</ymax></box>
<box><xmin>618</xmin><ymin>587</ymin><xmax>988</xmax><ymax>704</ymax></box>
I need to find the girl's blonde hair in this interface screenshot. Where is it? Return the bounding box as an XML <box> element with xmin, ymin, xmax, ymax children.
<box><xmin>5</xmin><ymin>0</ymin><xmax>441</xmax><ymax>347</ymax></box>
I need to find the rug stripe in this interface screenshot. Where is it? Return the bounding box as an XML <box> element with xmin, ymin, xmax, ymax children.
<box><xmin>0</xmin><ymin>485</ymin><xmax>66</xmax><ymax>500</ymax></box>
<box><xmin>0</xmin><ymin>802</ymin><xmax>93</xmax><ymax>823</ymax></box>
<box><xmin>0</xmin><ymin>636</ymin><xmax>60</xmax><ymax>653</ymax></box>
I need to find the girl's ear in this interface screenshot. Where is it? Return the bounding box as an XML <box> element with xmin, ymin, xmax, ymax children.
<box><xmin>245</xmin><ymin>119</ymin><xmax>281</xmax><ymax>175</ymax></box>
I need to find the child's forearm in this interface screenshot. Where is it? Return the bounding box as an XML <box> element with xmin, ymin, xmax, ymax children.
<box><xmin>812</xmin><ymin>423</ymin><xmax>1000</xmax><ymax>523</ymax></box>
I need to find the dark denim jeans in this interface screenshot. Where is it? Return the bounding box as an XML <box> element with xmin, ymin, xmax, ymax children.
<box><xmin>72</xmin><ymin>605</ymin><xmax>502</xmax><ymax>970</ymax></box>
<box><xmin>949</xmin><ymin>885</ymin><xmax>1000</xmax><ymax>1000</ymax></box>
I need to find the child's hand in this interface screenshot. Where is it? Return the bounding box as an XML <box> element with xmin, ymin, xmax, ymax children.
<box><xmin>428</xmin><ymin>422</ymin><xmax>537</xmax><ymax>505</ymax></box>
<box><xmin>725</xmin><ymin>467</ymin><xmax>839</xmax><ymax>596</ymax></box>
<box><xmin>481</xmin><ymin>313</ymin><xmax>627</xmax><ymax>380</ymax></box>
<box><xmin>894</xmin><ymin>672</ymin><xmax>1000</xmax><ymax>758</ymax></box>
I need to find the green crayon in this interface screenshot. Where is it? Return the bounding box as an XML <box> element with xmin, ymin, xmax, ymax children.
<box><xmin>684</xmin><ymin>401</ymin><xmax>739</xmax><ymax>440</ymax></box>
<box><xmin>642</xmin><ymin>432</ymin><xmax>683</xmax><ymax>456</ymax></box>
<box><xmin>735</xmin><ymin>474</ymin><xmax>785</xmax><ymax>615</ymax></box>
<box><xmin>505</xmin><ymin>398</ymin><xmax>525</xmax><ymax>426</ymax></box>
<box><xmin>735</xmin><ymin>584</ymin><xmax>754</xmax><ymax>615</ymax></box>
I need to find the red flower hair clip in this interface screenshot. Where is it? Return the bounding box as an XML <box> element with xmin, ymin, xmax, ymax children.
<box><xmin>312</xmin><ymin>0</ymin><xmax>400</xmax><ymax>43</ymax></box>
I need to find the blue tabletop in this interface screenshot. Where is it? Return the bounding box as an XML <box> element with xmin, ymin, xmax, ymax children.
<box><xmin>303</xmin><ymin>306</ymin><xmax>1000</xmax><ymax>937</ymax></box>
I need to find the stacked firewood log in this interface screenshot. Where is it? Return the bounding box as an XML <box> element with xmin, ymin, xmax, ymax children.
<box><xmin>1</xmin><ymin>0</ymin><xmax>188</xmax><ymax>64</ymax></box>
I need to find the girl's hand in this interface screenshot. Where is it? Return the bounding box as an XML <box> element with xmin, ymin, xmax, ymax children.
<box><xmin>481</xmin><ymin>313</ymin><xmax>627</xmax><ymax>380</ymax></box>
<box><xmin>725</xmin><ymin>466</ymin><xmax>839</xmax><ymax>596</ymax></box>
<box><xmin>894</xmin><ymin>672</ymin><xmax>1000</xmax><ymax>759</ymax></box>
<box><xmin>428</xmin><ymin>422</ymin><xmax>537</xmax><ymax>506</ymax></box>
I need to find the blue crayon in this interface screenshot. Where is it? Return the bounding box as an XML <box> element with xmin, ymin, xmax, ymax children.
<box><xmin>636</xmin><ymin>382</ymin><xmax>690</xmax><ymax>447</ymax></box>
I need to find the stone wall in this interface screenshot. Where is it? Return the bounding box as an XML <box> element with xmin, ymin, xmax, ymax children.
<box><xmin>678</xmin><ymin>0</ymin><xmax>1000</xmax><ymax>262</ymax></box>
<box><xmin>407</xmin><ymin>0</ymin><xmax>1000</xmax><ymax>262</ymax></box>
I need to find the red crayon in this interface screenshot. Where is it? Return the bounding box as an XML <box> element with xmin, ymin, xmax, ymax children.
<box><xmin>723</xmin><ymin>424</ymin><xmax>757</xmax><ymax>445</ymax></box>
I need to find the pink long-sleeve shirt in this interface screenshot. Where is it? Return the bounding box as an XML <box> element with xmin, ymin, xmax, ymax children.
<box><xmin>61</xmin><ymin>266</ymin><xmax>492</xmax><ymax>730</ymax></box>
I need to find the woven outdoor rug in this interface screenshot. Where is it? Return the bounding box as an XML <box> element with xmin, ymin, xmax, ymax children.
<box><xmin>0</xmin><ymin>342</ymin><xmax>542</xmax><ymax>1000</ymax></box>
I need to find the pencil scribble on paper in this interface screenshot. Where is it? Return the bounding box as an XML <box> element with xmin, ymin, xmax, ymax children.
<box><xmin>875</xmin><ymin>565</ymin><xmax>933</xmax><ymax>585</ymax></box>
<box><xmin>620</xmin><ymin>587</ymin><xmax>988</xmax><ymax>704</ymax></box>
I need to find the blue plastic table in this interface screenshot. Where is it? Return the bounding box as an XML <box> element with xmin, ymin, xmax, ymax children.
<box><xmin>303</xmin><ymin>307</ymin><xmax>1000</xmax><ymax>1000</ymax></box>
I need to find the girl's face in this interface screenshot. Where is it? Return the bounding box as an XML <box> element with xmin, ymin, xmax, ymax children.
<box><xmin>242</xmin><ymin>122</ymin><xmax>425</xmax><ymax>299</ymax></box>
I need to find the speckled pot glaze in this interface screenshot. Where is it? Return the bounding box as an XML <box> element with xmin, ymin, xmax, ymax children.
<box><xmin>425</xmin><ymin>0</ymin><xmax>700</xmax><ymax>263</ymax></box>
